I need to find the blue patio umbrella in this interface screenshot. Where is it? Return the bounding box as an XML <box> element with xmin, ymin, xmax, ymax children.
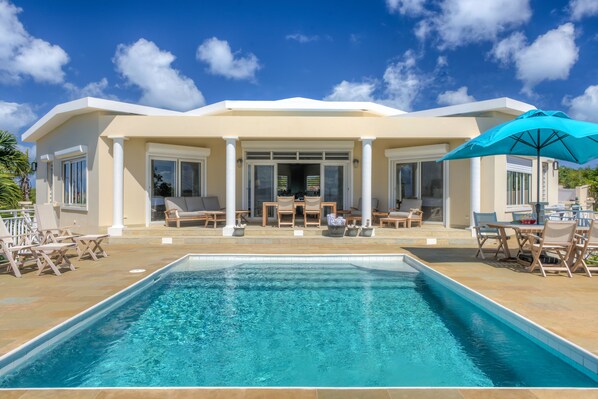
<box><xmin>438</xmin><ymin>109</ymin><xmax>598</xmax><ymax>219</ymax></box>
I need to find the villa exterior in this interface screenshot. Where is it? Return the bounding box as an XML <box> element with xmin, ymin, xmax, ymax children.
<box><xmin>22</xmin><ymin>96</ymin><xmax>559</xmax><ymax>235</ymax></box>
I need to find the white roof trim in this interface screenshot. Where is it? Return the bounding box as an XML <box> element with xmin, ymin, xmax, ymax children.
<box><xmin>55</xmin><ymin>145</ymin><xmax>87</xmax><ymax>159</ymax></box>
<box><xmin>185</xmin><ymin>97</ymin><xmax>405</xmax><ymax>117</ymax></box>
<box><xmin>241</xmin><ymin>140</ymin><xmax>355</xmax><ymax>150</ymax></box>
<box><xmin>22</xmin><ymin>97</ymin><xmax>181</xmax><ymax>143</ymax></box>
<box><xmin>146</xmin><ymin>142</ymin><xmax>211</xmax><ymax>158</ymax></box>
<box><xmin>399</xmin><ymin>97</ymin><xmax>536</xmax><ymax>118</ymax></box>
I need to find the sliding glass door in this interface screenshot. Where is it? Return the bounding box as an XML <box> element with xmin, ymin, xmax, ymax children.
<box><xmin>249</xmin><ymin>164</ymin><xmax>275</xmax><ymax>218</ymax></box>
<box><xmin>392</xmin><ymin>160</ymin><xmax>444</xmax><ymax>223</ymax></box>
<box><xmin>150</xmin><ymin>159</ymin><xmax>203</xmax><ymax>222</ymax></box>
<box><xmin>323</xmin><ymin>164</ymin><xmax>345</xmax><ymax>213</ymax></box>
<box><xmin>151</xmin><ymin>159</ymin><xmax>176</xmax><ymax>222</ymax></box>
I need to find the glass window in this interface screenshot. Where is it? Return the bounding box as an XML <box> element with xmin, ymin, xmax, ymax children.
<box><xmin>507</xmin><ymin>171</ymin><xmax>531</xmax><ymax>206</ymax></box>
<box><xmin>62</xmin><ymin>157</ymin><xmax>87</xmax><ymax>206</ymax></box>
<box><xmin>180</xmin><ymin>161</ymin><xmax>201</xmax><ymax>197</ymax></box>
<box><xmin>421</xmin><ymin>161</ymin><xmax>443</xmax><ymax>222</ymax></box>
<box><xmin>395</xmin><ymin>163</ymin><xmax>418</xmax><ymax>208</ymax></box>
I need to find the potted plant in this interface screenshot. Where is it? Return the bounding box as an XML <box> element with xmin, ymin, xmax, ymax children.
<box><xmin>360</xmin><ymin>219</ymin><xmax>375</xmax><ymax>237</ymax></box>
<box><xmin>346</xmin><ymin>223</ymin><xmax>360</xmax><ymax>237</ymax></box>
<box><xmin>233</xmin><ymin>220</ymin><xmax>246</xmax><ymax>237</ymax></box>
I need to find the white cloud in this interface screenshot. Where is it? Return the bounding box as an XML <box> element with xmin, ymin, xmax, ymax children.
<box><xmin>437</xmin><ymin>86</ymin><xmax>475</xmax><ymax>105</ymax></box>
<box><xmin>569</xmin><ymin>0</ymin><xmax>598</xmax><ymax>20</ymax></box>
<box><xmin>63</xmin><ymin>78</ymin><xmax>118</xmax><ymax>100</ymax></box>
<box><xmin>412</xmin><ymin>0</ymin><xmax>531</xmax><ymax>49</ymax></box>
<box><xmin>563</xmin><ymin>85</ymin><xmax>598</xmax><ymax>123</ymax></box>
<box><xmin>490</xmin><ymin>24</ymin><xmax>579</xmax><ymax>95</ymax></box>
<box><xmin>0</xmin><ymin>0</ymin><xmax>69</xmax><ymax>84</ymax></box>
<box><xmin>386</xmin><ymin>0</ymin><xmax>428</xmax><ymax>16</ymax></box>
<box><xmin>196</xmin><ymin>37</ymin><xmax>260</xmax><ymax>81</ymax></box>
<box><xmin>324</xmin><ymin>81</ymin><xmax>376</xmax><ymax>102</ymax></box>
<box><xmin>286</xmin><ymin>33</ymin><xmax>319</xmax><ymax>43</ymax></box>
<box><xmin>436</xmin><ymin>55</ymin><xmax>448</xmax><ymax>67</ymax></box>
<box><xmin>114</xmin><ymin>38</ymin><xmax>205</xmax><ymax>111</ymax></box>
<box><xmin>0</xmin><ymin>100</ymin><xmax>37</xmax><ymax>133</ymax></box>
<box><xmin>325</xmin><ymin>50</ymin><xmax>431</xmax><ymax>111</ymax></box>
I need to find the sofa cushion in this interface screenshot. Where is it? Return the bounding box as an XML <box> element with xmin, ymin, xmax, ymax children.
<box><xmin>165</xmin><ymin>197</ymin><xmax>187</xmax><ymax>212</ymax></box>
<box><xmin>178</xmin><ymin>211</ymin><xmax>206</xmax><ymax>219</ymax></box>
<box><xmin>389</xmin><ymin>211</ymin><xmax>410</xmax><ymax>219</ymax></box>
<box><xmin>202</xmin><ymin>196</ymin><xmax>221</xmax><ymax>211</ymax></box>
<box><xmin>185</xmin><ymin>196</ymin><xmax>205</xmax><ymax>212</ymax></box>
<box><xmin>399</xmin><ymin>199</ymin><xmax>422</xmax><ymax>212</ymax></box>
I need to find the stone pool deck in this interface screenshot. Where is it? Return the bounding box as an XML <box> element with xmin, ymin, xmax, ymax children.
<box><xmin>1</xmin><ymin>242</ymin><xmax>597</xmax><ymax>399</ymax></box>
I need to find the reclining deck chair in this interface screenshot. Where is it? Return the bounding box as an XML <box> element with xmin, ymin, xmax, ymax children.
<box><xmin>473</xmin><ymin>212</ymin><xmax>509</xmax><ymax>260</ymax></box>
<box><xmin>572</xmin><ymin>220</ymin><xmax>598</xmax><ymax>277</ymax></box>
<box><xmin>1</xmin><ymin>216</ymin><xmax>76</xmax><ymax>277</ymax></box>
<box><xmin>527</xmin><ymin>221</ymin><xmax>577</xmax><ymax>278</ymax></box>
<box><xmin>35</xmin><ymin>203</ymin><xmax>108</xmax><ymax>261</ymax></box>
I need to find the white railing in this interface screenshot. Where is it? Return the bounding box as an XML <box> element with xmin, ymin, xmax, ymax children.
<box><xmin>0</xmin><ymin>208</ymin><xmax>37</xmax><ymax>241</ymax></box>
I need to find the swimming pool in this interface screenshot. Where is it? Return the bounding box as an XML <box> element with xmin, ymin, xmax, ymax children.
<box><xmin>0</xmin><ymin>255</ymin><xmax>597</xmax><ymax>388</ymax></box>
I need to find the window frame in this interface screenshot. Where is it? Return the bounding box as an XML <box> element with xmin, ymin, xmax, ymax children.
<box><xmin>61</xmin><ymin>156</ymin><xmax>88</xmax><ymax>210</ymax></box>
<box><xmin>506</xmin><ymin>156</ymin><xmax>533</xmax><ymax>209</ymax></box>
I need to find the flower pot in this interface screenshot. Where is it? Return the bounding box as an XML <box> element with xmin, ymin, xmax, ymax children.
<box><xmin>327</xmin><ymin>225</ymin><xmax>346</xmax><ymax>237</ymax></box>
<box><xmin>360</xmin><ymin>227</ymin><xmax>374</xmax><ymax>237</ymax></box>
<box><xmin>233</xmin><ymin>226</ymin><xmax>246</xmax><ymax>237</ymax></box>
<box><xmin>346</xmin><ymin>226</ymin><xmax>360</xmax><ymax>237</ymax></box>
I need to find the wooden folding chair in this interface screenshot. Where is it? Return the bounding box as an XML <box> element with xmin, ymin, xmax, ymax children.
<box><xmin>0</xmin><ymin>216</ymin><xmax>37</xmax><ymax>278</ymax></box>
<box><xmin>473</xmin><ymin>212</ymin><xmax>509</xmax><ymax>260</ymax></box>
<box><xmin>526</xmin><ymin>221</ymin><xmax>577</xmax><ymax>278</ymax></box>
<box><xmin>572</xmin><ymin>220</ymin><xmax>598</xmax><ymax>277</ymax></box>
<box><xmin>34</xmin><ymin>242</ymin><xmax>77</xmax><ymax>276</ymax></box>
<box><xmin>34</xmin><ymin>203</ymin><xmax>79</xmax><ymax>244</ymax></box>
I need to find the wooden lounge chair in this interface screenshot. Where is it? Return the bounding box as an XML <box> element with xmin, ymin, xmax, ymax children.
<box><xmin>303</xmin><ymin>196</ymin><xmax>321</xmax><ymax>227</ymax></box>
<box><xmin>473</xmin><ymin>212</ymin><xmax>509</xmax><ymax>260</ymax></box>
<box><xmin>35</xmin><ymin>203</ymin><xmax>108</xmax><ymax>261</ymax></box>
<box><xmin>389</xmin><ymin>199</ymin><xmax>423</xmax><ymax>228</ymax></box>
<box><xmin>1</xmin><ymin>216</ymin><xmax>76</xmax><ymax>277</ymax></box>
<box><xmin>526</xmin><ymin>221</ymin><xmax>577</xmax><ymax>278</ymax></box>
<box><xmin>572</xmin><ymin>220</ymin><xmax>598</xmax><ymax>277</ymax></box>
<box><xmin>277</xmin><ymin>196</ymin><xmax>295</xmax><ymax>228</ymax></box>
<box><xmin>34</xmin><ymin>203</ymin><xmax>79</xmax><ymax>244</ymax></box>
<box><xmin>0</xmin><ymin>216</ymin><xmax>37</xmax><ymax>277</ymax></box>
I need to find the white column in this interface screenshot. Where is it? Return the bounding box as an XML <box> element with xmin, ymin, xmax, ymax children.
<box><xmin>108</xmin><ymin>137</ymin><xmax>125</xmax><ymax>236</ymax></box>
<box><xmin>223</xmin><ymin>136</ymin><xmax>238</xmax><ymax>236</ymax></box>
<box><xmin>470</xmin><ymin>156</ymin><xmax>481</xmax><ymax>229</ymax></box>
<box><xmin>360</xmin><ymin>137</ymin><xmax>375</xmax><ymax>227</ymax></box>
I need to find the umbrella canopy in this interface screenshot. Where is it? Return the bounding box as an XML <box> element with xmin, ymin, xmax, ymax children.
<box><xmin>439</xmin><ymin>110</ymin><xmax>598</xmax><ymax>164</ymax></box>
<box><xmin>439</xmin><ymin>109</ymin><xmax>598</xmax><ymax>220</ymax></box>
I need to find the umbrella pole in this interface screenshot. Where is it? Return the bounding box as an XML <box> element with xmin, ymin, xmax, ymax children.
<box><xmin>536</xmin><ymin>151</ymin><xmax>541</xmax><ymax>223</ymax></box>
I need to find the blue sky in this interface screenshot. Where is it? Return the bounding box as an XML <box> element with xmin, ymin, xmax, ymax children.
<box><xmin>1</xmin><ymin>0</ymin><xmax>598</xmax><ymax>166</ymax></box>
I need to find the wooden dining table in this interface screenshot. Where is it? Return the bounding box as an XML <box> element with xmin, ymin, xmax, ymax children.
<box><xmin>487</xmin><ymin>222</ymin><xmax>589</xmax><ymax>261</ymax></box>
<box><xmin>261</xmin><ymin>201</ymin><xmax>337</xmax><ymax>227</ymax></box>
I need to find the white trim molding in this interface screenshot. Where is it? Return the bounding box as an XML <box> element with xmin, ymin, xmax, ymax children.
<box><xmin>146</xmin><ymin>143</ymin><xmax>211</xmax><ymax>158</ymax></box>
<box><xmin>241</xmin><ymin>140</ymin><xmax>355</xmax><ymax>150</ymax></box>
<box><xmin>54</xmin><ymin>145</ymin><xmax>88</xmax><ymax>159</ymax></box>
<box><xmin>39</xmin><ymin>154</ymin><xmax>54</xmax><ymax>162</ymax></box>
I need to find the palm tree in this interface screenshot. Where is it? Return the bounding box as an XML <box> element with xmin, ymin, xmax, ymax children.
<box><xmin>14</xmin><ymin>150</ymin><xmax>33</xmax><ymax>202</ymax></box>
<box><xmin>0</xmin><ymin>130</ymin><xmax>27</xmax><ymax>209</ymax></box>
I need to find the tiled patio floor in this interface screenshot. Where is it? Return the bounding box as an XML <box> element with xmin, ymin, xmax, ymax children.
<box><xmin>1</xmin><ymin>242</ymin><xmax>597</xmax><ymax>398</ymax></box>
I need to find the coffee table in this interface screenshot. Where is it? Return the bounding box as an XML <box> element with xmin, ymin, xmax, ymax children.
<box><xmin>379</xmin><ymin>217</ymin><xmax>407</xmax><ymax>228</ymax></box>
<box><xmin>205</xmin><ymin>211</ymin><xmax>226</xmax><ymax>228</ymax></box>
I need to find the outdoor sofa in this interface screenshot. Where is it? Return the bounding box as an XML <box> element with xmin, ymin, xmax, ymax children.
<box><xmin>164</xmin><ymin>196</ymin><xmax>223</xmax><ymax>227</ymax></box>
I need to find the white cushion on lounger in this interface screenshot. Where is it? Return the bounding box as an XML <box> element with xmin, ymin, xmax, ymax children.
<box><xmin>389</xmin><ymin>211</ymin><xmax>410</xmax><ymax>218</ymax></box>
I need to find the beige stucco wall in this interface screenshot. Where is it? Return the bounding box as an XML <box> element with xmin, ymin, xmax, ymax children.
<box><xmin>35</xmin><ymin>112</ymin><xmax>112</xmax><ymax>234</ymax></box>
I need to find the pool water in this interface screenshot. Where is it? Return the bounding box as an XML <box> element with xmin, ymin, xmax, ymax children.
<box><xmin>1</xmin><ymin>262</ymin><xmax>596</xmax><ymax>388</ymax></box>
